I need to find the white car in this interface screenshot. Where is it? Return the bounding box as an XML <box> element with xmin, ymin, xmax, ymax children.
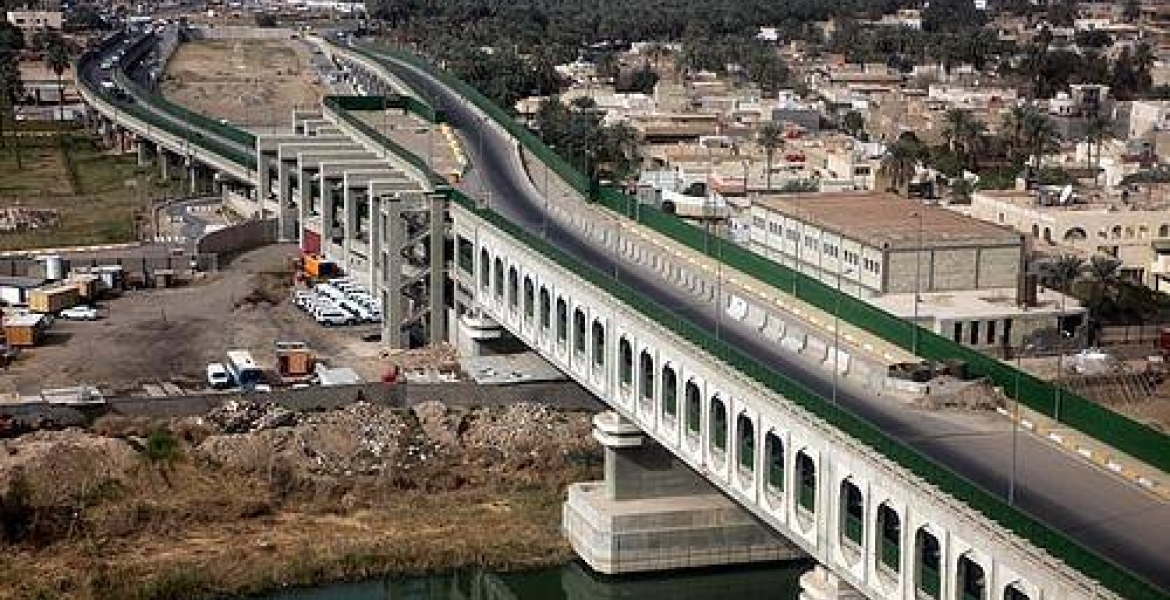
<box><xmin>315</xmin><ymin>308</ymin><xmax>352</xmax><ymax>326</ymax></box>
<box><xmin>59</xmin><ymin>306</ymin><xmax>99</xmax><ymax>321</ymax></box>
<box><xmin>206</xmin><ymin>362</ymin><xmax>232</xmax><ymax>389</ymax></box>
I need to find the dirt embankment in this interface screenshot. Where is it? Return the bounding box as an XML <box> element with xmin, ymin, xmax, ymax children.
<box><xmin>0</xmin><ymin>401</ymin><xmax>600</xmax><ymax>600</ymax></box>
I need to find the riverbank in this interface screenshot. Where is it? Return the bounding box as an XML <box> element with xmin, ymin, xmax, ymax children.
<box><xmin>0</xmin><ymin>401</ymin><xmax>600</xmax><ymax>600</ymax></box>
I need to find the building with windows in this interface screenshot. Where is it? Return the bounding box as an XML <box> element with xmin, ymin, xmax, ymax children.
<box><xmin>967</xmin><ymin>187</ymin><xmax>1170</xmax><ymax>289</ymax></box>
<box><xmin>747</xmin><ymin>192</ymin><xmax>1081</xmax><ymax>350</ymax></box>
<box><xmin>5</xmin><ymin>10</ymin><xmax>62</xmax><ymax>35</ymax></box>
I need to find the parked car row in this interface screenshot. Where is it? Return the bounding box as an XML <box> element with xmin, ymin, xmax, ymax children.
<box><xmin>293</xmin><ymin>277</ymin><xmax>382</xmax><ymax>326</ymax></box>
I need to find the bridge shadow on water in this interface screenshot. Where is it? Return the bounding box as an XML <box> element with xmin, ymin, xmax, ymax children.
<box><xmin>249</xmin><ymin>559</ymin><xmax>811</xmax><ymax>600</ymax></box>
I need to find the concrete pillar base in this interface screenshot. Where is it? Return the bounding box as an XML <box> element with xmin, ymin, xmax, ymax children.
<box><xmin>563</xmin><ymin>412</ymin><xmax>804</xmax><ymax>575</ymax></box>
<box><xmin>799</xmin><ymin>565</ymin><xmax>864</xmax><ymax>600</ymax></box>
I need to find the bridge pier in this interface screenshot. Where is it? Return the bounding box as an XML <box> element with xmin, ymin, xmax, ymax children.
<box><xmin>136</xmin><ymin>138</ymin><xmax>151</xmax><ymax>168</ymax></box>
<box><xmin>158</xmin><ymin>148</ymin><xmax>170</xmax><ymax>181</ymax></box>
<box><xmin>563</xmin><ymin>411</ymin><xmax>803</xmax><ymax>574</ymax></box>
<box><xmin>798</xmin><ymin>565</ymin><xmax>864</xmax><ymax>600</ymax></box>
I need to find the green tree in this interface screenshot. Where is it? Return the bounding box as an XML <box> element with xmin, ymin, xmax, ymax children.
<box><xmin>1084</xmin><ymin>255</ymin><xmax>1122</xmax><ymax>333</ymax></box>
<box><xmin>1042</xmin><ymin>254</ymin><xmax>1086</xmax><ymax>293</ymax></box>
<box><xmin>880</xmin><ymin>134</ymin><xmax>923</xmax><ymax>195</ymax></box>
<box><xmin>842</xmin><ymin>110</ymin><xmax>865</xmax><ymax>140</ymax></box>
<box><xmin>43</xmin><ymin>32</ymin><xmax>70</xmax><ymax>124</ymax></box>
<box><xmin>757</xmin><ymin>122</ymin><xmax>784</xmax><ymax>191</ymax></box>
<box><xmin>0</xmin><ymin>46</ymin><xmax>23</xmax><ymax>168</ymax></box>
<box><xmin>0</xmin><ymin>21</ymin><xmax>22</xmax><ymax>51</ymax></box>
<box><xmin>922</xmin><ymin>0</ymin><xmax>986</xmax><ymax>33</ymax></box>
<box><xmin>1122</xmin><ymin>0</ymin><xmax>1141</xmax><ymax>23</ymax></box>
<box><xmin>942</xmin><ymin>108</ymin><xmax>987</xmax><ymax>171</ymax></box>
<box><xmin>1084</xmin><ymin>115</ymin><xmax>1112</xmax><ymax>186</ymax></box>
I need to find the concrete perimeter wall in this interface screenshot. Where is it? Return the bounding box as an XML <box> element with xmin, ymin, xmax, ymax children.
<box><xmin>2</xmin><ymin>379</ymin><xmax>599</xmax><ymax>423</ymax></box>
<box><xmin>196</xmin><ymin>218</ymin><xmax>278</xmax><ymax>257</ymax></box>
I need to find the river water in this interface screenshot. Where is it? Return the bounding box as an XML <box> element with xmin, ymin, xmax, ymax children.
<box><xmin>256</xmin><ymin>561</ymin><xmax>809</xmax><ymax>600</ymax></box>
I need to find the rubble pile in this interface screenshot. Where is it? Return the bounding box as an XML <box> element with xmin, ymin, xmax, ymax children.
<box><xmin>461</xmin><ymin>402</ymin><xmax>593</xmax><ymax>457</ymax></box>
<box><xmin>197</xmin><ymin>402</ymin><xmax>411</xmax><ymax>476</ymax></box>
<box><xmin>205</xmin><ymin>399</ymin><xmax>299</xmax><ymax>433</ymax></box>
<box><xmin>412</xmin><ymin>401</ymin><xmax>464</xmax><ymax>448</ymax></box>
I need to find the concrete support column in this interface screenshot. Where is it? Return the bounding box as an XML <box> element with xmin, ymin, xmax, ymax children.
<box><xmin>342</xmin><ymin>184</ymin><xmax>357</xmax><ymax>264</ymax></box>
<box><xmin>277</xmin><ymin>159</ymin><xmax>296</xmax><ymax>243</ymax></box>
<box><xmin>187</xmin><ymin>162</ymin><xmax>198</xmax><ymax>194</ymax></box>
<box><xmin>158</xmin><ymin>148</ymin><xmax>170</xmax><ymax>180</ymax></box>
<box><xmin>136</xmin><ymin>139</ymin><xmax>150</xmax><ymax>167</ymax></box>
<box><xmin>563</xmin><ymin>412</ymin><xmax>803</xmax><ymax>574</ymax></box>
<box><xmin>382</xmin><ymin>195</ymin><xmax>406</xmax><ymax>349</ymax></box>
<box><xmin>428</xmin><ymin>192</ymin><xmax>447</xmax><ymax>346</ymax></box>
<box><xmin>257</xmin><ymin>151</ymin><xmax>272</xmax><ymax>212</ymax></box>
<box><xmin>321</xmin><ymin>176</ymin><xmax>337</xmax><ymax>245</ymax></box>
<box><xmin>798</xmin><ymin>565</ymin><xmax>864</xmax><ymax>600</ymax></box>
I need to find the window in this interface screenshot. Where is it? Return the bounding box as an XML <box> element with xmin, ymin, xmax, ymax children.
<box><xmin>457</xmin><ymin>237</ymin><xmax>474</xmax><ymax>274</ymax></box>
<box><xmin>737</xmin><ymin>414</ymin><xmax>755</xmax><ymax>471</ymax></box>
<box><xmin>573</xmin><ymin>309</ymin><xmax>587</xmax><ymax>355</ymax></box>
<box><xmin>507</xmin><ymin>267</ymin><xmax>519</xmax><ymax>310</ymax></box>
<box><xmin>639</xmin><ymin>351</ymin><xmax>655</xmax><ymax>402</ymax></box>
<box><xmin>522</xmin><ymin>277</ymin><xmax>534</xmax><ymax>320</ymax></box>
<box><xmin>662</xmin><ymin>365</ymin><xmax>678</xmax><ymax>418</ymax></box>
<box><xmin>952</xmin><ymin>322</ymin><xmax>962</xmax><ymax>343</ymax></box>
<box><xmin>969</xmin><ymin>321</ymin><xmax>980</xmax><ymax>345</ymax></box>
<box><xmin>840</xmin><ymin>480</ymin><xmax>864</xmax><ymax>548</ymax></box>
<box><xmin>987</xmin><ymin>320</ymin><xmax>997</xmax><ymax>345</ymax></box>
<box><xmin>592</xmin><ymin>320</ymin><xmax>605</xmax><ymax>367</ymax></box>
<box><xmin>479</xmin><ymin>249</ymin><xmax>491</xmax><ymax>289</ymax></box>
<box><xmin>685</xmin><ymin>381</ymin><xmax>701</xmax><ymax>435</ymax></box>
<box><xmin>493</xmin><ymin>258</ymin><xmax>504</xmax><ymax>299</ymax></box>
<box><xmin>556</xmin><ymin>298</ymin><xmax>568</xmax><ymax>344</ymax></box>
<box><xmin>619</xmin><ymin>338</ymin><xmax>633</xmax><ymax>385</ymax></box>
<box><xmin>539</xmin><ymin>287</ymin><xmax>551</xmax><ymax>331</ymax></box>
<box><xmin>710</xmin><ymin>397</ymin><xmax>728</xmax><ymax>452</ymax></box>
<box><xmin>765</xmin><ymin>432</ymin><xmax>784</xmax><ymax>491</ymax></box>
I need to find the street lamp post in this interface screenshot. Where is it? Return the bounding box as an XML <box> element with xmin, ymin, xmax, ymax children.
<box><xmin>1010</xmin><ymin>344</ymin><xmax>1022</xmax><ymax>506</ymax></box>
<box><xmin>912</xmin><ymin>210</ymin><xmax>924</xmax><ymax>355</ymax></box>
<box><xmin>1054</xmin><ymin>292</ymin><xmax>1068</xmax><ymax>422</ymax></box>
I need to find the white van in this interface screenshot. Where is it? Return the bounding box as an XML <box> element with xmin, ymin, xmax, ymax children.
<box><xmin>206</xmin><ymin>362</ymin><xmax>232</xmax><ymax>388</ymax></box>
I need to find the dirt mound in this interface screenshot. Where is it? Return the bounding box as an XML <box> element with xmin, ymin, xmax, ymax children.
<box><xmin>0</xmin><ymin>430</ymin><xmax>138</xmax><ymax>505</ymax></box>
<box><xmin>461</xmin><ymin>402</ymin><xmax>593</xmax><ymax>456</ymax></box>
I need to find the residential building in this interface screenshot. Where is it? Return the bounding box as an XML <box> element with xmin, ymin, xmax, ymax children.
<box><xmin>968</xmin><ymin>187</ymin><xmax>1170</xmax><ymax>289</ymax></box>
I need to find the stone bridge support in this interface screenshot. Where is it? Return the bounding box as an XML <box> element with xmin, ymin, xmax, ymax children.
<box><xmin>563</xmin><ymin>411</ymin><xmax>804</xmax><ymax>574</ymax></box>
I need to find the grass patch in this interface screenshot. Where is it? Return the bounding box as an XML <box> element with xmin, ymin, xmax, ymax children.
<box><xmin>0</xmin><ymin>134</ymin><xmax>177</xmax><ymax>251</ymax></box>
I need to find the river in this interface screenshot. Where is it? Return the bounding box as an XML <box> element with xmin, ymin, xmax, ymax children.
<box><xmin>255</xmin><ymin>561</ymin><xmax>810</xmax><ymax>600</ymax></box>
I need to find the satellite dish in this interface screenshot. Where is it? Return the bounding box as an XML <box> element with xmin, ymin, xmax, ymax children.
<box><xmin>1059</xmin><ymin>184</ymin><xmax>1074</xmax><ymax>205</ymax></box>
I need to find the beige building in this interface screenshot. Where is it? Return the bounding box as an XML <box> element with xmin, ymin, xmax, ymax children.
<box><xmin>748</xmin><ymin>192</ymin><xmax>1081</xmax><ymax>349</ymax></box>
<box><xmin>968</xmin><ymin>188</ymin><xmax>1170</xmax><ymax>288</ymax></box>
<box><xmin>5</xmin><ymin>10</ymin><xmax>62</xmax><ymax>34</ymax></box>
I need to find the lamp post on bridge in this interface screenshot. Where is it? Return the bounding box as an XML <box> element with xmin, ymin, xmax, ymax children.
<box><xmin>833</xmin><ymin>260</ymin><xmax>856</xmax><ymax>406</ymax></box>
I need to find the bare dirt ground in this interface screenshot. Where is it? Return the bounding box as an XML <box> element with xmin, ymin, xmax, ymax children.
<box><xmin>160</xmin><ymin>39</ymin><xmax>325</xmax><ymax>127</ymax></box>
<box><xmin>0</xmin><ymin>400</ymin><xmax>600</xmax><ymax>600</ymax></box>
<box><xmin>0</xmin><ymin>244</ymin><xmax>389</xmax><ymax>397</ymax></box>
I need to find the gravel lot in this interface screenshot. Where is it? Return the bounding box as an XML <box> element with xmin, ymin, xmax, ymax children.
<box><xmin>1</xmin><ymin>244</ymin><xmax>385</xmax><ymax>396</ymax></box>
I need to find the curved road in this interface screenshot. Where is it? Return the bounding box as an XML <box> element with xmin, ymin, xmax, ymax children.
<box><xmin>369</xmin><ymin>46</ymin><xmax>1170</xmax><ymax>593</ymax></box>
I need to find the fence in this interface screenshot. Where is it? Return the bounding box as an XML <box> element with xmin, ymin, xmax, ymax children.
<box><xmin>0</xmin><ymin>252</ymin><xmax>216</xmax><ymax>280</ymax></box>
<box><xmin>348</xmin><ymin>47</ymin><xmax>1165</xmax><ymax>599</ymax></box>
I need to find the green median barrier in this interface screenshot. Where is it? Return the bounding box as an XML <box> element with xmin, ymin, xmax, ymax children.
<box><xmin>333</xmin><ymin>51</ymin><xmax>1166</xmax><ymax>599</ymax></box>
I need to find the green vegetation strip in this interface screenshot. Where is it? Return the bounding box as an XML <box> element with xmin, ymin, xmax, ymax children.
<box><xmin>356</xmin><ymin>46</ymin><xmax>1168</xmax><ymax>599</ymax></box>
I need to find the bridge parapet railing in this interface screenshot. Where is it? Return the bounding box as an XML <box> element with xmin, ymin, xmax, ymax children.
<box><xmin>360</xmin><ymin>46</ymin><xmax>1167</xmax><ymax>600</ymax></box>
<box><xmin>364</xmin><ymin>43</ymin><xmax>1170</xmax><ymax>480</ymax></box>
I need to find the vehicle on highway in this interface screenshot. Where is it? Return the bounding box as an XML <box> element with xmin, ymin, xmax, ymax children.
<box><xmin>59</xmin><ymin>306</ymin><xmax>99</xmax><ymax>321</ymax></box>
<box><xmin>206</xmin><ymin>362</ymin><xmax>232</xmax><ymax>389</ymax></box>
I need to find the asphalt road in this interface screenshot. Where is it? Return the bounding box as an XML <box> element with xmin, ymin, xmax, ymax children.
<box><xmin>373</xmin><ymin>49</ymin><xmax>1170</xmax><ymax>592</ymax></box>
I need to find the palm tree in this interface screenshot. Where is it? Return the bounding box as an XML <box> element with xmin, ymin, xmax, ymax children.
<box><xmin>757</xmin><ymin>122</ymin><xmax>783</xmax><ymax>191</ymax></box>
<box><xmin>1021</xmin><ymin>107</ymin><xmax>1057</xmax><ymax>173</ymax></box>
<box><xmin>1084</xmin><ymin>116</ymin><xmax>1112</xmax><ymax>186</ymax></box>
<box><xmin>842</xmin><ymin>110</ymin><xmax>865</xmax><ymax>140</ymax></box>
<box><xmin>1084</xmin><ymin>255</ymin><xmax>1122</xmax><ymax>340</ymax></box>
<box><xmin>880</xmin><ymin>136</ymin><xmax>921</xmax><ymax>195</ymax></box>
<box><xmin>1042</xmin><ymin>254</ymin><xmax>1085</xmax><ymax>293</ymax></box>
<box><xmin>943</xmin><ymin>108</ymin><xmax>988</xmax><ymax>172</ymax></box>
<box><xmin>43</xmin><ymin>33</ymin><xmax>70</xmax><ymax>124</ymax></box>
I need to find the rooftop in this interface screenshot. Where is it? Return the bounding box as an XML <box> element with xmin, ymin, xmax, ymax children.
<box><xmin>755</xmin><ymin>191</ymin><xmax>1022</xmax><ymax>249</ymax></box>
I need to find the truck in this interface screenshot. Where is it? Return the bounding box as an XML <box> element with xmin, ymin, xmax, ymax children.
<box><xmin>28</xmin><ymin>285</ymin><xmax>80</xmax><ymax>314</ymax></box>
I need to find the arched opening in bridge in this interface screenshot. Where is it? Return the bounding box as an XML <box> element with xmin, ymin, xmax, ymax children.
<box><xmin>765</xmin><ymin>431</ymin><xmax>784</xmax><ymax>493</ymax></box>
<box><xmin>839</xmin><ymin>479</ymin><xmax>864</xmax><ymax>550</ymax></box>
<box><xmin>493</xmin><ymin>258</ymin><xmax>504</xmax><ymax>300</ymax></box>
<box><xmin>710</xmin><ymin>396</ymin><xmax>728</xmax><ymax>453</ymax></box>
<box><xmin>957</xmin><ymin>553</ymin><xmax>987</xmax><ymax>600</ymax></box>
<box><xmin>479</xmin><ymin>249</ymin><xmax>490</xmax><ymax>290</ymax></box>
<box><xmin>736</xmin><ymin>413</ymin><xmax>755</xmax><ymax>472</ymax></box>
<box><xmin>1003</xmin><ymin>583</ymin><xmax>1030</xmax><ymax>600</ymax></box>
<box><xmin>915</xmin><ymin>528</ymin><xmax>942</xmax><ymax>599</ymax></box>
<box><xmin>661</xmin><ymin>364</ymin><xmax>678</xmax><ymax>419</ymax></box>
<box><xmin>539</xmin><ymin>287</ymin><xmax>551</xmax><ymax>332</ymax></box>
<box><xmin>876</xmin><ymin>503</ymin><xmax>901</xmax><ymax>574</ymax></box>
<box><xmin>556</xmin><ymin>298</ymin><xmax>568</xmax><ymax>345</ymax></box>
<box><xmin>795</xmin><ymin>451</ymin><xmax>816</xmax><ymax>513</ymax></box>
<box><xmin>522</xmin><ymin>277</ymin><xmax>534</xmax><ymax>322</ymax></box>
<box><xmin>507</xmin><ymin>267</ymin><xmax>519</xmax><ymax>311</ymax></box>
<box><xmin>618</xmin><ymin>337</ymin><xmax>633</xmax><ymax>387</ymax></box>
<box><xmin>573</xmin><ymin>309</ymin><xmax>587</xmax><ymax>356</ymax></box>
<box><xmin>639</xmin><ymin>351</ymin><xmax>655</xmax><ymax>406</ymax></box>
<box><xmin>684</xmin><ymin>381</ymin><xmax>701</xmax><ymax>436</ymax></box>
<box><xmin>592</xmin><ymin>320</ymin><xmax>606</xmax><ymax>368</ymax></box>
